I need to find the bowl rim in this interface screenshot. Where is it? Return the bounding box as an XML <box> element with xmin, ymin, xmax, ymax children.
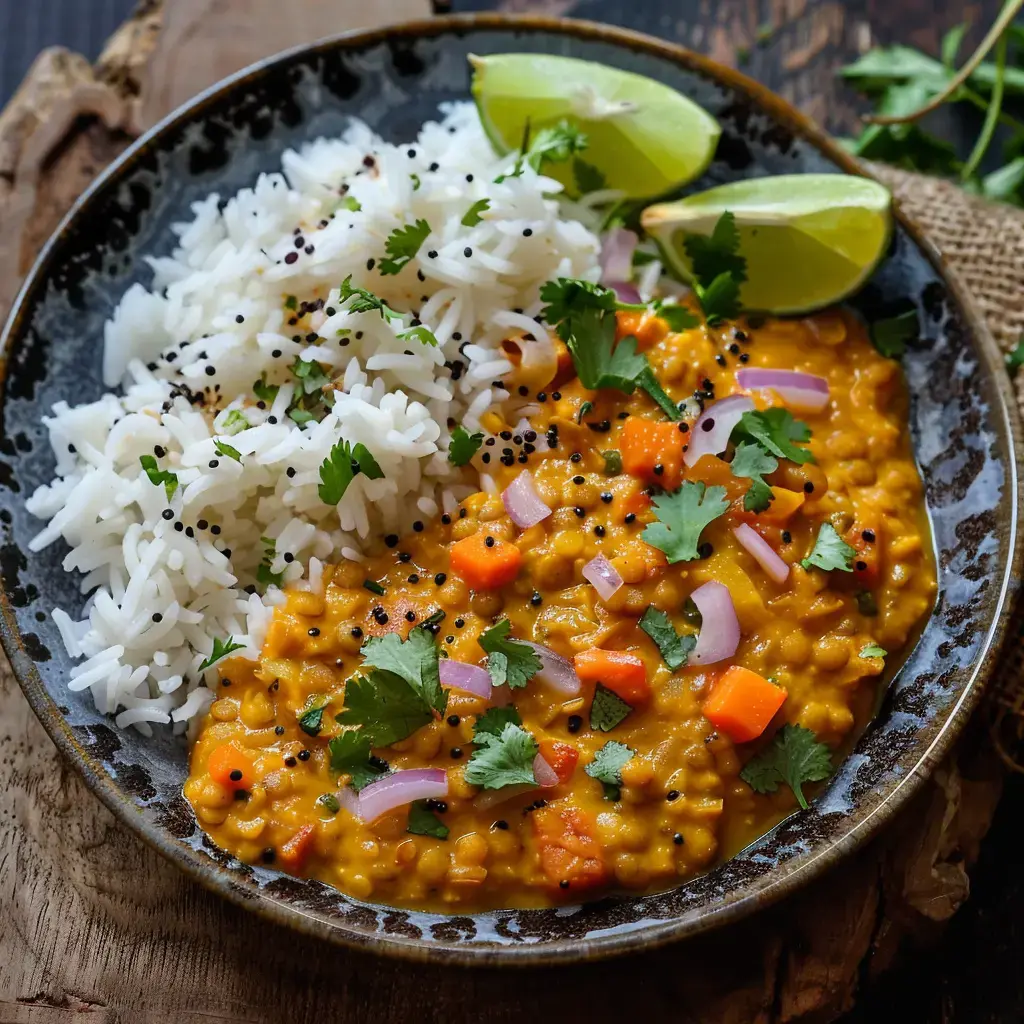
<box><xmin>1</xmin><ymin>11</ymin><xmax>1021</xmax><ymax>966</ymax></box>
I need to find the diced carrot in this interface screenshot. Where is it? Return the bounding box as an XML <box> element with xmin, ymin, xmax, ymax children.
<box><xmin>277</xmin><ymin>824</ymin><xmax>317</xmax><ymax>873</ymax></box>
<box><xmin>449</xmin><ymin>531</ymin><xmax>522</xmax><ymax>590</ymax></box>
<box><xmin>573</xmin><ymin>649</ymin><xmax>650</xmax><ymax>702</ymax></box>
<box><xmin>538</xmin><ymin>740</ymin><xmax>579</xmax><ymax>783</ymax></box>
<box><xmin>687</xmin><ymin>453</ymin><xmax>749</xmax><ymax>503</ymax></box>
<box><xmin>702</xmin><ymin>665</ymin><xmax>787</xmax><ymax>743</ymax></box>
<box><xmin>759</xmin><ymin>487</ymin><xmax>805</xmax><ymax>524</ymax></box>
<box><xmin>207</xmin><ymin>742</ymin><xmax>255</xmax><ymax>790</ymax></box>
<box><xmin>620</xmin><ymin>418</ymin><xmax>685</xmax><ymax>489</ymax></box>
<box><xmin>845</xmin><ymin>524</ymin><xmax>882</xmax><ymax>587</ymax></box>
<box><xmin>550</xmin><ymin>338</ymin><xmax>577</xmax><ymax>389</ymax></box>
<box><xmin>620</xmin><ymin>487</ymin><xmax>652</xmax><ymax>518</ymax></box>
<box><xmin>532</xmin><ymin>804</ymin><xmax>609</xmax><ymax>892</ymax></box>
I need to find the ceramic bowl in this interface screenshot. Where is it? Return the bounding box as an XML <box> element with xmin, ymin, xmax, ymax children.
<box><xmin>0</xmin><ymin>14</ymin><xmax>1020</xmax><ymax>964</ymax></box>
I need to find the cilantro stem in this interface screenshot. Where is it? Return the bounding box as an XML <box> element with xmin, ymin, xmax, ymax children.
<box><xmin>962</xmin><ymin>31</ymin><xmax>1007</xmax><ymax>183</ymax></box>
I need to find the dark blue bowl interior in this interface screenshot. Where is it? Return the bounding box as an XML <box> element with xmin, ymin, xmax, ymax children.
<box><xmin>0</xmin><ymin>17</ymin><xmax>1018</xmax><ymax>961</ymax></box>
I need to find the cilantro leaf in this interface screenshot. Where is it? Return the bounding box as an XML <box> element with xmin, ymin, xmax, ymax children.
<box><xmin>461</xmin><ymin>199</ymin><xmax>490</xmax><ymax>227</ymax></box>
<box><xmin>637</xmin><ymin>366</ymin><xmax>682</xmax><ymax>420</ymax></box>
<box><xmin>448</xmin><ymin>425</ymin><xmax>484</xmax><ymax>467</ymax></box>
<box><xmin>590</xmin><ymin>683</ymin><xmax>633</xmax><ymax>732</ymax></box>
<box><xmin>379</xmin><ymin>218</ymin><xmax>431</xmax><ymax>276</ymax></box>
<box><xmin>198</xmin><ymin>635</ymin><xmax>245</xmax><ymax>673</ymax></box>
<box><xmin>684</xmin><ymin>211</ymin><xmax>747</xmax><ymax>289</ymax></box>
<box><xmin>337</xmin><ymin>672</ymin><xmax>434</xmax><ymax>747</ymax></box>
<box><xmin>478</xmin><ymin>619</ymin><xmax>542</xmax><ymax>689</ymax></box>
<box><xmin>284</xmin><ymin>295</ymin><xmax>298</xmax><ymax>311</ymax></box>
<box><xmin>739</xmin><ymin>724</ymin><xmax>833</xmax><ymax>810</ymax></box>
<box><xmin>870</xmin><ymin>310</ymin><xmax>919</xmax><ymax>358</ymax></box>
<box><xmin>801</xmin><ymin>523</ymin><xmax>856</xmax><ymax>572</ymax></box>
<box><xmin>601</xmin><ymin>449</ymin><xmax>623</xmax><ymax>475</ymax></box>
<box><xmin>860</xmin><ymin>643</ymin><xmax>887</xmax><ymax>658</ymax></box>
<box><xmin>328</xmin><ymin>729</ymin><xmax>389</xmax><ymax>791</ymax></box>
<box><xmin>856</xmin><ymin>590</ymin><xmax>879</xmax><ymax>616</ymax></box>
<box><xmin>363</xmin><ymin>579</ymin><xmax>386</xmax><ymax>596</ymax></box>
<box><xmin>733</xmin><ymin>408</ymin><xmax>815</xmax><ymax>465</ymax></box>
<box><xmin>576</xmin><ymin>401</ymin><xmax>593</xmax><ymax>425</ymax></box>
<box><xmin>698</xmin><ymin>271</ymin><xmax>743</xmax><ymax>324</ymax></box>
<box><xmin>465</xmin><ymin>722</ymin><xmax>539</xmax><ymax>789</ymax></box>
<box><xmin>339</xmin><ymin>195</ymin><xmax>362</xmax><ymax>212</ymax></box>
<box><xmin>1007</xmin><ymin>339</ymin><xmax>1024</xmax><ymax>372</ymax></box>
<box><xmin>572</xmin><ymin>157</ymin><xmax>607</xmax><ymax>194</ymax></box>
<box><xmin>339</xmin><ymin>275</ymin><xmax>403</xmax><ymax>322</ymax></box>
<box><xmin>526</xmin><ymin>120</ymin><xmax>588</xmax><ymax>171</ymax></box>
<box><xmin>474</xmin><ymin>705</ymin><xmax>523</xmax><ymax>739</ymax></box>
<box><xmin>213</xmin><ymin>439</ymin><xmax>242</xmax><ymax>463</ymax></box>
<box><xmin>407</xmin><ymin>800</ymin><xmax>449</xmax><ymax>839</ymax></box>
<box><xmin>653</xmin><ymin>301</ymin><xmax>701</xmax><ymax>332</ymax></box>
<box><xmin>397</xmin><ymin>325</ymin><xmax>438</xmax><ymax>347</ymax></box>
<box><xmin>289</xmin><ymin>356</ymin><xmax>330</xmax><ymax>395</ymax></box>
<box><xmin>638</xmin><ymin>607</ymin><xmax>695</xmax><ymax>670</ymax></box>
<box><xmin>360</xmin><ymin>628</ymin><xmax>446</xmax><ymax>715</ymax></box>
<box><xmin>139</xmin><ymin>455</ymin><xmax>178</xmax><ymax>500</ymax></box>
<box><xmin>731</xmin><ymin>441</ymin><xmax>778</xmax><ymax>512</ymax></box>
<box><xmin>317</xmin><ymin>793</ymin><xmax>340</xmax><ymax>814</ymax></box>
<box><xmin>221</xmin><ymin>409</ymin><xmax>250</xmax><ymax>435</ymax></box>
<box><xmin>257</xmin><ymin>537</ymin><xmax>284</xmax><ymax>589</ymax></box>
<box><xmin>585</xmin><ymin>740</ymin><xmax>635</xmax><ymax>800</ymax></box>
<box><xmin>642</xmin><ymin>481</ymin><xmax>730</xmax><ymax>564</ymax></box>
<box><xmin>253</xmin><ymin>373</ymin><xmax>280</xmax><ymax>404</ymax></box>
<box><xmin>539</xmin><ymin>278</ymin><xmax>619</xmax><ymax>344</ymax></box>
<box><xmin>317</xmin><ymin>440</ymin><xmax>384</xmax><ymax>505</ymax></box>
<box><xmin>298</xmin><ymin>700</ymin><xmax>326</xmax><ymax>736</ymax></box>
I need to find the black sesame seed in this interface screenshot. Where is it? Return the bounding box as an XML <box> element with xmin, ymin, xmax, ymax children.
<box><xmin>570</xmin><ymin>452</ymin><xmax>582</xmax><ymax>464</ymax></box>
<box><xmin>856</xmin><ymin>560</ymin><xmax>868</xmax><ymax>571</ymax></box>
<box><xmin>739</xmin><ymin>353</ymin><xmax>750</xmax><ymax>363</ymax></box>
<box><xmin>625</xmin><ymin>512</ymin><xmax>637</xmax><ymax>524</ymax></box>
<box><xmin>450</xmin><ymin>747</ymin><xmax>463</xmax><ymax>759</ymax></box>
<box><xmin>173</xmin><ymin>522</ymin><xmax>184</xmax><ymax>533</ymax></box>
<box><xmin>154</xmin><ymin>445</ymin><xmax>166</xmax><ymax>458</ymax></box>
<box><xmin>162</xmin><ymin>509</ymin><xmax>174</xmax><ymax>521</ymax></box>
<box><xmin>435</xmin><ymin>573</ymin><xmax>447</xmax><ymax>585</ymax></box>
<box><xmin>294</xmin><ymin>236</ymin><xmax>305</xmax><ymax>248</ymax></box>
<box><xmin>862</xmin><ymin>529</ymin><xmax>876</xmax><ymax>543</ymax></box>
<box><xmin>494</xmin><ymin>819</ymin><xmax>509</xmax><ymax>830</ymax></box>
<box><xmin>427</xmin><ymin>249</ymin><xmax>438</xmax><ymax>258</ymax></box>
<box><xmin>715</xmin><ymin>354</ymin><xmax>727</xmax><ymax>367</ymax></box>
<box><xmin>594</xmin><ymin>525</ymin><xmax>606</xmax><ymax>537</ymax></box>
<box><xmin>782</xmin><ymin>531</ymin><xmax>792</xmax><ymax>544</ymax></box>
<box><xmin>573</xmin><ymin>475</ymin><xmax>586</xmax><ymax>485</ymax></box>
<box><xmin>185</xmin><ymin>526</ymin><xmax>195</xmax><ymax>538</ymax></box>
<box><xmin>459</xmin><ymin>508</ymin><xmax>467</xmax><ymax>518</ymax></box>
<box><xmin>152</xmin><ymin>612</ymin><xmax>163</xmax><ymax>623</ymax></box>
<box><xmin>385</xmin><ymin>534</ymin><xmax>399</xmax><ymax>548</ymax></box>
<box><xmin>297</xmin><ymin>749</ymin><xmax>311</xmax><ymax>762</ymax></box>
<box><xmin>552</xmin><ymin>392</ymin><xmax>561</xmax><ymax>401</ymax></box>
<box><xmin>275</xmin><ymin>725</ymin><xmax>286</xmax><ymax>736</ymax></box>
<box><xmin>204</xmin><ymin>365</ymin><xmax>215</xmax><ymax>376</ymax></box>
<box><xmin>284</xmin><ymin>756</ymin><xmax>297</xmax><ymax>767</ymax></box>
<box><xmin>211</xmin><ymin>525</ymin><xmax>221</xmax><ymax>535</ymax></box>
<box><xmin>673</xmin><ymin>833</ymin><xmax>685</xmax><ymax>846</ymax></box>
<box><xmin>484</xmin><ymin>536</ymin><xmax>495</xmax><ymax>548</ymax></box>
<box><xmin>653</xmin><ymin>464</ymin><xmax>664</xmax><ymax>476</ymax></box>
<box><xmin>464</xmin><ymin>246</ymin><xmax>473</xmax><ymax>257</ymax></box>
<box><xmin>530</xmin><ymin>592</ymin><xmax>543</xmax><ymax>607</ymax></box>
<box><xmin>678</xmin><ymin>422</ymin><xmax>689</xmax><ymax>433</ymax></box>
<box><xmin>698</xmin><ymin>542</ymin><xmax>713</xmax><ymax>559</ymax></box>
<box><xmin>308</xmin><ymin>627</ymin><xmax>320</xmax><ymax>637</ymax></box>
<box><xmin>429</xmin><ymin>162</ymin><xmax>439</xmax><ymax>172</ymax></box>
<box><xmin>601</xmin><ymin>492</ymin><xmax>613</xmax><ymax>504</ymax></box>
<box><xmin>803</xmin><ymin>481</ymin><xmax>815</xmax><ymax>494</ymax></box>
<box><xmin>567</xmin><ymin>715</ymin><xmax>583</xmax><ymax>734</ymax></box>
<box><xmin>413</xmin><ymin>521</ymin><xmax>424</xmax><ymax>533</ymax></box>
<box><xmin>667</xmin><ymin>789</ymin><xmax>680</xmax><ymax>801</ymax></box>
<box><xmin>728</xmin><ymin>343</ymin><xmax>740</xmax><ymax>355</ymax></box>
<box><xmin>284</xmin><ymin>251</ymin><xmax>298</xmax><ymax>265</ymax></box>
<box><xmin>351</xmin><ymin>627</ymin><xmax>363</xmax><ymax>638</ymax></box>
<box><xmin>366</xmin><ymin>258</ymin><xmax>375</xmax><ymax>271</ymax></box>
<box><xmin>409</xmin><ymin>574</ymin><xmax>421</xmax><ymax>583</ymax></box>
<box><xmin>734</xmin><ymin>329</ymin><xmax>749</xmax><ymax>342</ymax></box>
<box><xmin>68</xmin><ymin>444</ymin><xmax>76</xmax><ymax>454</ymax></box>
<box><xmin>209</xmin><ymin>460</ymin><xmax>219</xmax><ymax>468</ymax></box>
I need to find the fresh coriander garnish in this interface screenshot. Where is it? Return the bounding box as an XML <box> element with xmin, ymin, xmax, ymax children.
<box><xmin>525</xmin><ymin>120</ymin><xmax>589</xmax><ymax>172</ymax></box>
<box><xmin>572</xmin><ymin>157</ymin><xmax>607</xmax><ymax>194</ymax></box>
<box><xmin>870</xmin><ymin>310</ymin><xmax>919</xmax><ymax>358</ymax></box>
<box><xmin>422</xmin><ymin>609</ymin><xmax>446</xmax><ymax>628</ymax></box>
<box><xmin>257</xmin><ymin>536</ymin><xmax>284</xmax><ymax>589</ymax></box>
<box><xmin>317</xmin><ymin>792</ymin><xmax>341</xmax><ymax>814</ymax></box>
<box><xmin>642</xmin><ymin>481</ymin><xmax>730</xmax><ymax>564</ymax></box>
<box><xmin>651</xmin><ymin>300</ymin><xmax>701</xmax><ymax>333</ymax></box>
<box><xmin>198</xmin><ymin>635</ymin><xmax>246</xmax><ymax>673</ymax></box>
<box><xmin>730</xmin><ymin>441</ymin><xmax>778</xmax><ymax>512</ymax></box>
<box><xmin>407</xmin><ymin>800</ymin><xmax>449</xmax><ymax>839</ymax></box>
<box><xmin>576</xmin><ymin>400</ymin><xmax>593</xmax><ymax>425</ymax></box>
<box><xmin>739</xmin><ymin>724</ymin><xmax>833</xmax><ymax>810</ymax></box>
<box><xmin>465</xmin><ymin>720</ymin><xmax>539</xmax><ymax>790</ymax></box>
<box><xmin>253</xmin><ymin>373</ymin><xmax>280</xmax><ymax>404</ymax></box>
<box><xmin>317</xmin><ymin>439</ymin><xmax>384</xmax><ymax>505</ymax></box>
<box><xmin>461</xmin><ymin>199</ymin><xmax>490</xmax><ymax>227</ymax></box>
<box><xmin>213</xmin><ymin>439</ymin><xmax>242</xmax><ymax>463</ymax></box>
<box><xmin>139</xmin><ymin>455</ymin><xmax>178</xmax><ymax>500</ymax></box>
<box><xmin>638</xmin><ymin>606</ymin><xmax>695</xmax><ymax>670</ymax></box>
<box><xmin>590</xmin><ymin>683</ymin><xmax>633</xmax><ymax>732</ymax></box>
<box><xmin>801</xmin><ymin>523</ymin><xmax>856</xmax><ymax>572</ymax></box>
<box><xmin>601</xmin><ymin>449</ymin><xmax>623</xmax><ymax>475</ymax></box>
<box><xmin>860</xmin><ymin>643</ymin><xmax>887</xmax><ymax>658</ymax></box>
<box><xmin>221</xmin><ymin>409</ymin><xmax>250</xmax><ymax>435</ymax></box>
<box><xmin>360</xmin><ymin>627</ymin><xmax>447</xmax><ymax>716</ymax></box>
<box><xmin>337</xmin><ymin>670</ymin><xmax>434</xmax><ymax>747</ymax></box>
<box><xmin>448</xmin><ymin>425</ymin><xmax>485</xmax><ymax>467</ymax></box>
<box><xmin>474</xmin><ymin>705</ymin><xmax>523</xmax><ymax>738</ymax></box>
<box><xmin>298</xmin><ymin>701</ymin><xmax>327</xmax><ymax>736</ymax></box>
<box><xmin>1007</xmin><ymin>339</ymin><xmax>1024</xmax><ymax>372</ymax></box>
<box><xmin>478</xmin><ymin>619</ymin><xmax>541</xmax><ymax>689</ymax></box>
<box><xmin>328</xmin><ymin>729</ymin><xmax>389</xmax><ymax>791</ymax></box>
<box><xmin>284</xmin><ymin>295</ymin><xmax>298</xmax><ymax>311</ymax></box>
<box><xmin>339</xmin><ymin>275</ymin><xmax>403</xmax><ymax>322</ymax></box>
<box><xmin>732</xmin><ymin>408</ymin><xmax>815</xmax><ymax>465</ymax></box>
<box><xmin>379</xmin><ymin>219</ymin><xmax>431</xmax><ymax>276</ymax></box>
<box><xmin>682</xmin><ymin>211</ymin><xmax>747</xmax><ymax>323</ymax></box>
<box><xmin>410</xmin><ymin>173</ymin><xmax>421</xmax><ymax>192</ymax></box>
<box><xmin>585</xmin><ymin>740</ymin><xmax>635</xmax><ymax>800</ymax></box>
<box><xmin>289</xmin><ymin>355</ymin><xmax>330</xmax><ymax>393</ymax></box>
<box><xmin>362</xmin><ymin>579</ymin><xmax>386</xmax><ymax>596</ymax></box>
<box><xmin>855</xmin><ymin>590</ymin><xmax>879</xmax><ymax>616</ymax></box>
<box><xmin>339</xmin><ymin>195</ymin><xmax>362</xmax><ymax>212</ymax></box>
<box><xmin>397</xmin><ymin>325</ymin><xmax>438</xmax><ymax>346</ymax></box>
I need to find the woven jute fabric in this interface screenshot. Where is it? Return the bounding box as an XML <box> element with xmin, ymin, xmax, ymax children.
<box><xmin>871</xmin><ymin>164</ymin><xmax>1024</xmax><ymax>725</ymax></box>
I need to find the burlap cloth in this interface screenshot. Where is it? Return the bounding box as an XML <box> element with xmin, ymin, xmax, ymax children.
<box><xmin>870</xmin><ymin>164</ymin><xmax>1024</xmax><ymax>757</ymax></box>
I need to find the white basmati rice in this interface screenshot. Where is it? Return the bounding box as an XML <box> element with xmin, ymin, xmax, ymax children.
<box><xmin>27</xmin><ymin>103</ymin><xmax>604</xmax><ymax>733</ymax></box>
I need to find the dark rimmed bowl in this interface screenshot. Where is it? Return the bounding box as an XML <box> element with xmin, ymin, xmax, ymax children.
<box><xmin>0</xmin><ymin>14</ymin><xmax>1020</xmax><ymax>965</ymax></box>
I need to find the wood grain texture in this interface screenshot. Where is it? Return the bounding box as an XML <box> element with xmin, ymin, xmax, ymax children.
<box><xmin>0</xmin><ymin>0</ymin><xmax>1008</xmax><ymax>1021</ymax></box>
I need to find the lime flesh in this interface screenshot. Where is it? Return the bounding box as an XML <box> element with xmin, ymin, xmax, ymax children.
<box><xmin>641</xmin><ymin>174</ymin><xmax>893</xmax><ymax>314</ymax></box>
<box><xmin>470</xmin><ymin>53</ymin><xmax>721</xmax><ymax>199</ymax></box>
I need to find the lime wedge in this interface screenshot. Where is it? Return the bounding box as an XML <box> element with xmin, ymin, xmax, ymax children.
<box><xmin>641</xmin><ymin>175</ymin><xmax>893</xmax><ymax>314</ymax></box>
<box><xmin>470</xmin><ymin>53</ymin><xmax>720</xmax><ymax>199</ymax></box>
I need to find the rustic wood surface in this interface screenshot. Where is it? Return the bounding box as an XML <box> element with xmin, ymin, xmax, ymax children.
<box><xmin>0</xmin><ymin>1</ymin><xmax>1011</xmax><ymax>1021</ymax></box>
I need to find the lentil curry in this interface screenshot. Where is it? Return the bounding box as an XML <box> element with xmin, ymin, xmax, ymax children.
<box><xmin>185</xmin><ymin>293</ymin><xmax>935</xmax><ymax>912</ymax></box>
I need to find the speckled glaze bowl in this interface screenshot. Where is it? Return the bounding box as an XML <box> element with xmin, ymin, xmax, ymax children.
<box><xmin>0</xmin><ymin>15</ymin><xmax>1020</xmax><ymax>964</ymax></box>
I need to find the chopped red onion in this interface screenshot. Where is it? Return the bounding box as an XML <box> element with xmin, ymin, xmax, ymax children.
<box><xmin>523</xmin><ymin>641</ymin><xmax>581</xmax><ymax>696</ymax></box>
<box><xmin>355</xmin><ymin>768</ymin><xmax>448</xmax><ymax>822</ymax></box>
<box><xmin>473</xmin><ymin>782</ymin><xmax>535</xmax><ymax>811</ymax></box>
<box><xmin>502</xmin><ymin>470</ymin><xmax>552</xmax><ymax>529</ymax></box>
<box><xmin>600</xmin><ymin>228</ymin><xmax>638</xmax><ymax>284</ymax></box>
<box><xmin>439</xmin><ymin>658</ymin><xmax>492</xmax><ymax>700</ymax></box>
<box><xmin>688</xmin><ymin>581</ymin><xmax>741</xmax><ymax>666</ymax></box>
<box><xmin>736</xmin><ymin>368</ymin><xmax>830</xmax><ymax>413</ymax></box>
<box><xmin>733</xmin><ymin>524</ymin><xmax>790</xmax><ymax>584</ymax></box>
<box><xmin>607</xmin><ymin>281</ymin><xmax>643</xmax><ymax>305</ymax></box>
<box><xmin>533</xmin><ymin>753</ymin><xmax>560</xmax><ymax>788</ymax></box>
<box><xmin>683</xmin><ymin>394</ymin><xmax>755</xmax><ymax>468</ymax></box>
<box><xmin>582</xmin><ymin>553</ymin><xmax>625</xmax><ymax>602</ymax></box>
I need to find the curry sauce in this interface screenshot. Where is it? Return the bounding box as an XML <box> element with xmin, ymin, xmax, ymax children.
<box><xmin>184</xmin><ymin>305</ymin><xmax>936</xmax><ymax>911</ymax></box>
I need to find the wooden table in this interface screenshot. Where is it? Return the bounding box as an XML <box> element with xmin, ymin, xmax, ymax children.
<box><xmin>0</xmin><ymin>2</ymin><xmax>1012</xmax><ymax>1022</ymax></box>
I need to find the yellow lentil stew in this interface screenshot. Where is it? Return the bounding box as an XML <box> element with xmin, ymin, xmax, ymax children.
<box><xmin>185</xmin><ymin>298</ymin><xmax>936</xmax><ymax>912</ymax></box>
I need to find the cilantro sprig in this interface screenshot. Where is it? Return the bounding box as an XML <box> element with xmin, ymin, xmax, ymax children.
<box><xmin>638</xmin><ymin>606</ymin><xmax>695</xmax><ymax>670</ymax></box>
<box><xmin>140</xmin><ymin>455</ymin><xmax>178</xmax><ymax>500</ymax></box>
<box><xmin>682</xmin><ymin>211</ymin><xmax>748</xmax><ymax>323</ymax></box>
<box><xmin>328</xmin><ymin>729</ymin><xmax>389</xmax><ymax>791</ymax></box>
<box><xmin>731</xmin><ymin>441</ymin><xmax>777</xmax><ymax>512</ymax></box>
<box><xmin>339</xmin><ymin>275</ymin><xmax>403</xmax><ymax>322</ymax></box>
<box><xmin>465</xmin><ymin>707</ymin><xmax>539</xmax><ymax>790</ymax></box>
<box><xmin>585</xmin><ymin>740</ymin><xmax>635</xmax><ymax>800</ymax></box>
<box><xmin>407</xmin><ymin>800</ymin><xmax>449</xmax><ymax>839</ymax></box>
<box><xmin>478</xmin><ymin>619</ymin><xmax>541</xmax><ymax>689</ymax></box>
<box><xmin>448</xmin><ymin>425</ymin><xmax>484</xmax><ymax>467</ymax></box>
<box><xmin>732</xmin><ymin>408</ymin><xmax>815</xmax><ymax>465</ymax></box>
<box><xmin>801</xmin><ymin>523</ymin><xmax>856</xmax><ymax>573</ymax></box>
<box><xmin>379</xmin><ymin>219</ymin><xmax>431</xmax><ymax>276</ymax></box>
<box><xmin>257</xmin><ymin>536</ymin><xmax>284</xmax><ymax>590</ymax></box>
<box><xmin>870</xmin><ymin>310</ymin><xmax>919</xmax><ymax>358</ymax></box>
<box><xmin>461</xmin><ymin>199</ymin><xmax>490</xmax><ymax>227</ymax></box>
<box><xmin>318</xmin><ymin>439</ymin><xmax>384</xmax><ymax>505</ymax></box>
<box><xmin>213</xmin><ymin>439</ymin><xmax>241</xmax><ymax>463</ymax></box>
<box><xmin>198</xmin><ymin>635</ymin><xmax>246</xmax><ymax>673</ymax></box>
<box><xmin>642</xmin><ymin>481</ymin><xmax>730</xmax><ymax>564</ymax></box>
<box><xmin>739</xmin><ymin>724</ymin><xmax>833</xmax><ymax>810</ymax></box>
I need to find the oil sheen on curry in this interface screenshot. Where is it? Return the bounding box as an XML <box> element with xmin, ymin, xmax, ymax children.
<box><xmin>185</xmin><ymin>303</ymin><xmax>936</xmax><ymax>912</ymax></box>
